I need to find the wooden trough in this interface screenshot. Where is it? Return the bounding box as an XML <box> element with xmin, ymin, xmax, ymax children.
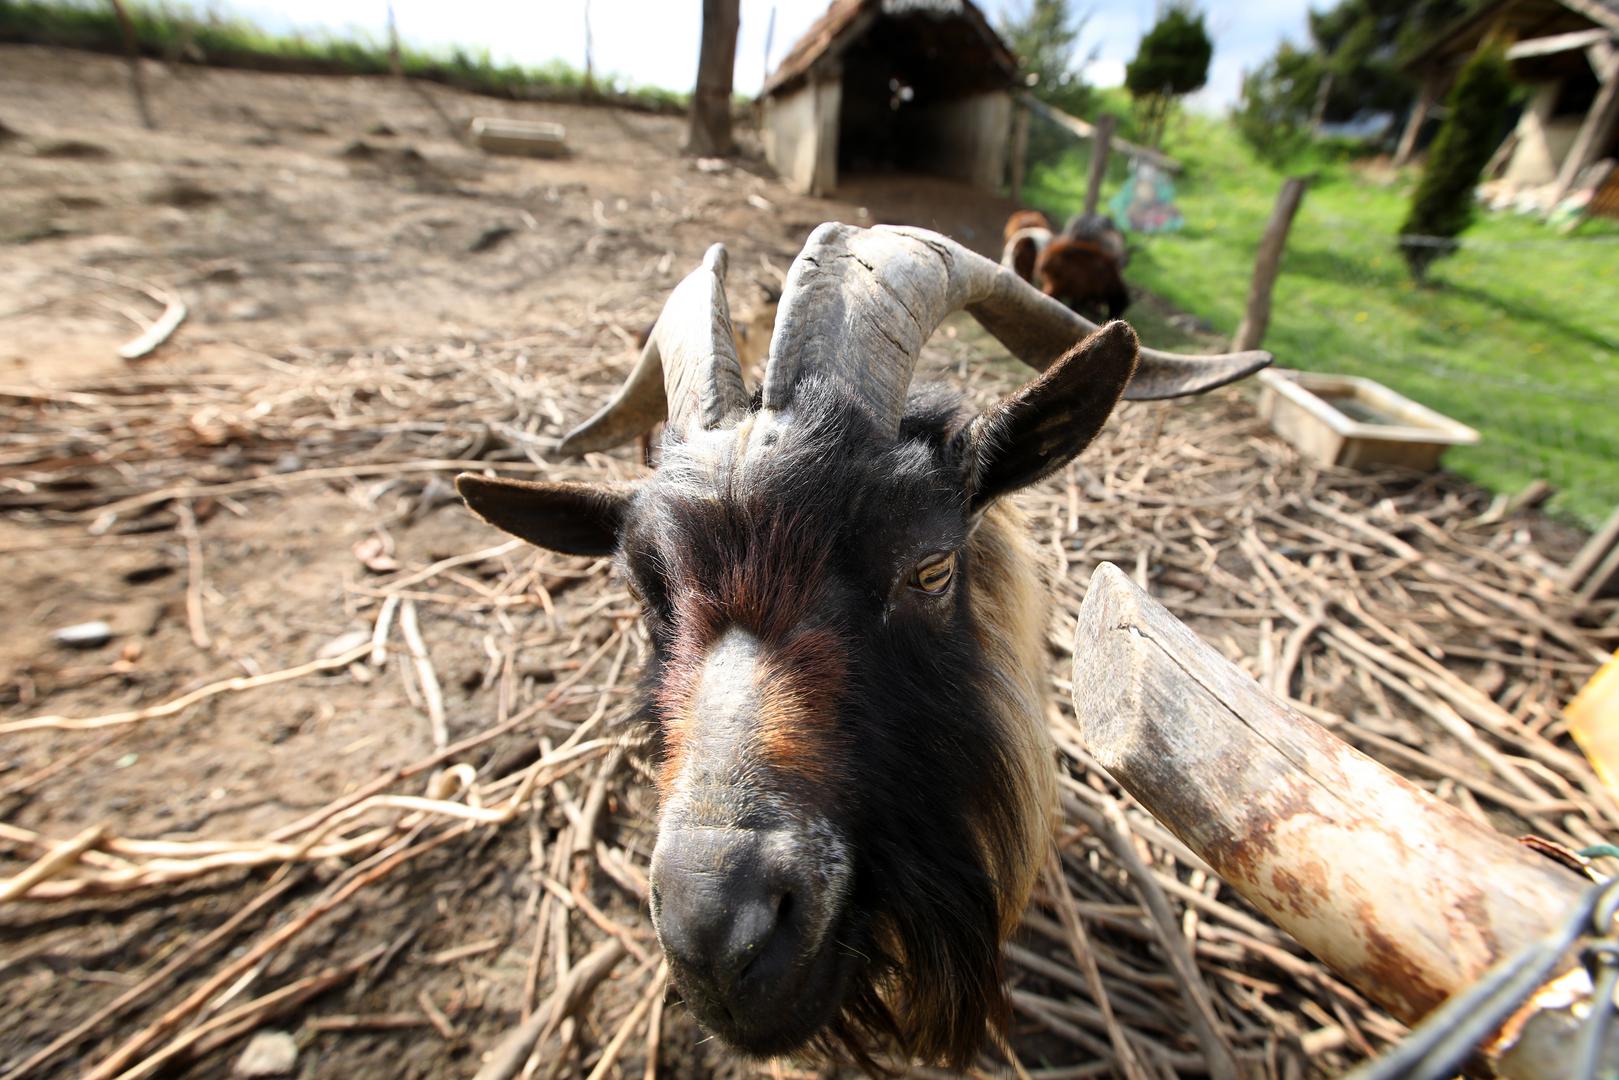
<box><xmin>1257</xmin><ymin>368</ymin><xmax>1479</xmax><ymax>471</ymax></box>
<box><xmin>469</xmin><ymin>117</ymin><xmax>567</xmax><ymax>159</ymax></box>
<box><xmin>1071</xmin><ymin>563</ymin><xmax>1612</xmax><ymax>1078</ymax></box>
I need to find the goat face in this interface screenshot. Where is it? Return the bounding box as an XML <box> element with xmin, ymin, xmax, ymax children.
<box><xmin>461</xmin><ymin>331</ymin><xmax>1133</xmax><ymax>1067</ymax></box>
<box><xmin>458</xmin><ymin>224</ymin><xmax>1269</xmax><ymax>1069</ymax></box>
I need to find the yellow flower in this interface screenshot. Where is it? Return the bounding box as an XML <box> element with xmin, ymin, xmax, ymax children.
<box><xmin>1354</xmin><ymin>311</ymin><xmax>1370</xmax><ymax>323</ymax></box>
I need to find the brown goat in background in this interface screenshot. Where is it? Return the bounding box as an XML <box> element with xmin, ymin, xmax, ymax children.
<box><xmin>1000</xmin><ymin>210</ymin><xmax>1053</xmax><ymax>289</ymax></box>
<box><xmin>1035</xmin><ymin>235</ymin><xmax>1131</xmax><ymax>321</ymax></box>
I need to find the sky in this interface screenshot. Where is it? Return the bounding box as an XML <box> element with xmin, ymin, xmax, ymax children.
<box><xmin>226</xmin><ymin>0</ymin><xmax>1318</xmax><ymax>112</ymax></box>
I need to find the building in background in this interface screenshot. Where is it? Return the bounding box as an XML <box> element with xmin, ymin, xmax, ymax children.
<box><xmin>1402</xmin><ymin>0</ymin><xmax>1619</xmax><ymax>212</ymax></box>
<box><xmin>758</xmin><ymin>0</ymin><xmax>1019</xmax><ymax>196</ymax></box>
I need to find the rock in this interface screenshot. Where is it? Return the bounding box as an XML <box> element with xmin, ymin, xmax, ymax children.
<box><xmin>368</xmin><ymin>121</ymin><xmax>396</xmax><ymax>136</ymax></box>
<box><xmin>53</xmin><ymin>621</ymin><xmax>112</xmax><ymax>649</ymax></box>
<box><xmin>122</xmin><ymin>561</ymin><xmax>176</xmax><ymax>585</ymax></box>
<box><xmin>234</xmin><ymin>1031</ymin><xmax>297</xmax><ymax>1077</ymax></box>
<box><xmin>469</xmin><ymin>224</ymin><xmax>515</xmax><ymax>253</ymax></box>
<box><xmin>225</xmin><ymin>300</ymin><xmax>275</xmax><ymax>322</ymax></box>
<box><xmin>272</xmin><ymin>453</ymin><xmax>304</xmax><ymax>474</ymax></box>
<box><xmin>148</xmin><ymin>179</ymin><xmax>217</xmax><ymax>208</ymax></box>
<box><xmin>340</xmin><ymin>139</ymin><xmax>378</xmax><ymax>160</ymax></box>
<box><xmin>36</xmin><ymin>139</ymin><xmax>112</xmax><ymax>160</ymax></box>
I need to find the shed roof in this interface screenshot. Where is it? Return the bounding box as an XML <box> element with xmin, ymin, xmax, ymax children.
<box><xmin>1407</xmin><ymin>0</ymin><xmax>1619</xmax><ymax>73</ymax></box>
<box><xmin>760</xmin><ymin>0</ymin><xmax>1019</xmax><ymax>98</ymax></box>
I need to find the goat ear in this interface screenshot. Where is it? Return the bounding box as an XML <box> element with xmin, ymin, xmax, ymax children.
<box><xmin>964</xmin><ymin>320</ymin><xmax>1138</xmax><ymax>512</ymax></box>
<box><xmin>455</xmin><ymin>474</ymin><xmax>632</xmax><ymax>557</ymax></box>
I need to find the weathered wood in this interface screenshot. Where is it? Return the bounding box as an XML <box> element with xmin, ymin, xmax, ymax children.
<box><xmin>1009</xmin><ymin>104</ymin><xmax>1030</xmax><ymax>203</ymax></box>
<box><xmin>1071</xmin><ymin>562</ymin><xmax>1597</xmax><ymax>1075</ymax></box>
<box><xmin>1394</xmin><ymin>76</ymin><xmax>1439</xmax><ymax>167</ymax></box>
<box><xmin>1554</xmin><ymin>51</ymin><xmax>1619</xmax><ymax>202</ymax></box>
<box><xmin>471</xmin><ymin>937</ymin><xmax>627</xmax><ymax>1080</ymax></box>
<box><xmin>1082</xmin><ymin>114</ymin><xmax>1115</xmax><ymax>218</ymax></box>
<box><xmin>107</xmin><ymin>0</ymin><xmax>154</xmax><ymax>130</ymax></box>
<box><xmin>118</xmin><ymin>295</ymin><xmax>186</xmax><ymax>361</ymax></box>
<box><xmin>1232</xmin><ymin>176</ymin><xmax>1309</xmax><ymax>353</ymax></box>
<box><xmin>1018</xmin><ymin>95</ymin><xmax>1180</xmax><ymax>174</ymax></box>
<box><xmin>1565</xmin><ymin>503</ymin><xmax>1619</xmax><ymax>603</ymax></box>
<box><xmin>1506</xmin><ymin>27</ymin><xmax>1614</xmax><ymax>61</ymax></box>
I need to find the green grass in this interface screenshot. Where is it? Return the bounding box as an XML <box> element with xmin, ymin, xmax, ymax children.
<box><xmin>1025</xmin><ymin>111</ymin><xmax>1619</xmax><ymax>529</ymax></box>
<box><xmin>0</xmin><ymin>0</ymin><xmax>688</xmax><ymax>112</ymax></box>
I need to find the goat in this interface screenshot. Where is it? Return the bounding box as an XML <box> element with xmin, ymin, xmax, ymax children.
<box><xmin>458</xmin><ymin>224</ymin><xmax>1268</xmax><ymax>1070</ymax></box>
<box><xmin>999</xmin><ymin>209</ymin><xmax>1052</xmax><ymax>288</ymax></box>
<box><xmin>1036</xmin><ymin>235</ymin><xmax>1131</xmax><ymax>321</ymax></box>
<box><xmin>1062</xmin><ymin>211</ymin><xmax>1130</xmax><ymax>269</ymax></box>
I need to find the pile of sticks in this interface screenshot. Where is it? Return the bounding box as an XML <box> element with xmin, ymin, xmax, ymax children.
<box><xmin>0</xmin><ymin>322</ymin><xmax>1613</xmax><ymax>1078</ymax></box>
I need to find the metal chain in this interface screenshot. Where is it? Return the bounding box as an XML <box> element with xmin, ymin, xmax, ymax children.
<box><xmin>1345</xmin><ymin>874</ymin><xmax>1619</xmax><ymax>1080</ymax></box>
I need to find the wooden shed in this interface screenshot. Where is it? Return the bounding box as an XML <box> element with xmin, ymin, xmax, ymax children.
<box><xmin>1401</xmin><ymin>0</ymin><xmax>1619</xmax><ymax>209</ymax></box>
<box><xmin>758</xmin><ymin>0</ymin><xmax>1019</xmax><ymax>197</ymax></box>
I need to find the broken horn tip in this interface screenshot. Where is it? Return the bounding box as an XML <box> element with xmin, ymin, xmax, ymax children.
<box><xmin>703</xmin><ymin>243</ymin><xmax>729</xmax><ymax>278</ymax></box>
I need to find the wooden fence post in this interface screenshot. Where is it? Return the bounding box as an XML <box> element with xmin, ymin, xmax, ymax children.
<box><xmin>1231</xmin><ymin>175</ymin><xmax>1309</xmax><ymax>353</ymax></box>
<box><xmin>1083</xmin><ymin>114</ymin><xmax>1115</xmax><ymax>217</ymax></box>
<box><xmin>107</xmin><ymin>0</ymin><xmax>154</xmax><ymax>130</ymax></box>
<box><xmin>1070</xmin><ymin>562</ymin><xmax>1602</xmax><ymax>1077</ymax></box>
<box><xmin>1009</xmin><ymin>103</ymin><xmax>1030</xmax><ymax>203</ymax></box>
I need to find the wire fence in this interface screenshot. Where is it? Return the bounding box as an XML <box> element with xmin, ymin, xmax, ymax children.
<box><xmin>1019</xmin><ymin>112</ymin><xmax>1619</xmax><ymax>527</ymax></box>
<box><xmin>1348</xmin><ymin>866</ymin><xmax>1619</xmax><ymax>1080</ymax></box>
<box><xmin>1264</xmin><ymin>215</ymin><xmax>1619</xmax><ymax>528</ymax></box>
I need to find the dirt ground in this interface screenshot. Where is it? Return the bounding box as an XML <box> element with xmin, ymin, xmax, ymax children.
<box><xmin>1</xmin><ymin>45</ymin><xmax>1614</xmax><ymax>1080</ymax></box>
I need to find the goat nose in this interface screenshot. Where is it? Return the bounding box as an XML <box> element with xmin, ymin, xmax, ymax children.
<box><xmin>649</xmin><ymin>828</ymin><xmax>794</xmax><ymax>992</ymax></box>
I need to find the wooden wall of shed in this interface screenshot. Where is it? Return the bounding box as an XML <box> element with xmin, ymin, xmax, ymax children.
<box><xmin>763</xmin><ymin>77</ymin><xmax>841</xmax><ymax>196</ymax></box>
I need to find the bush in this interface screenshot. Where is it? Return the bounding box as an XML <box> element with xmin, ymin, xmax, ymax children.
<box><xmin>1125</xmin><ymin>2</ymin><xmax>1211</xmax><ymax>146</ymax></box>
<box><xmin>1398</xmin><ymin>43</ymin><xmax>1514</xmax><ymax>280</ymax></box>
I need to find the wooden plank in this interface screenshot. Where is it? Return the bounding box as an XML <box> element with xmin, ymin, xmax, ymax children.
<box><xmin>1506</xmin><ymin>28</ymin><xmax>1613</xmax><ymax>60</ymax></box>
<box><xmin>1070</xmin><ymin>562</ymin><xmax>1596</xmax><ymax>1074</ymax></box>
<box><xmin>1008</xmin><ymin>104</ymin><xmax>1029</xmax><ymax>202</ymax></box>
<box><xmin>1018</xmin><ymin>94</ymin><xmax>1180</xmax><ymax>174</ymax></box>
<box><xmin>1553</xmin><ymin>52</ymin><xmax>1619</xmax><ymax>202</ymax></box>
<box><xmin>1231</xmin><ymin>176</ymin><xmax>1309</xmax><ymax>353</ymax></box>
<box><xmin>1082</xmin><ymin>114</ymin><xmax>1115</xmax><ymax>217</ymax></box>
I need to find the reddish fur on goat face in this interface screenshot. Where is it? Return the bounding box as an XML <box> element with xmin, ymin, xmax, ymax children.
<box><xmin>653</xmin><ymin>616</ymin><xmax>850</xmax><ymax>800</ymax></box>
<box><xmin>754</xmin><ymin>627</ymin><xmax>850</xmax><ymax>791</ymax></box>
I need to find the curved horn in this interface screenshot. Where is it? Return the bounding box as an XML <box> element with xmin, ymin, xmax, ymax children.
<box><xmin>559</xmin><ymin>244</ymin><xmax>748</xmax><ymax>455</ymax></box>
<box><xmin>762</xmin><ymin>223</ymin><xmax>1270</xmax><ymax>436</ymax></box>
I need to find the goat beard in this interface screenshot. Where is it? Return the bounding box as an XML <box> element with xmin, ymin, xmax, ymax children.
<box><xmin>807</xmin><ymin>858</ymin><xmax>1010</xmax><ymax>1075</ymax></box>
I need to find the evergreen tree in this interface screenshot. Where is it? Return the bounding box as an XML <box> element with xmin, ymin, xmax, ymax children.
<box><xmin>1234</xmin><ymin>0</ymin><xmax>1485</xmax><ymax>161</ymax></box>
<box><xmin>1124</xmin><ymin>2</ymin><xmax>1212</xmax><ymax>147</ymax></box>
<box><xmin>999</xmin><ymin>0</ymin><xmax>1091</xmax><ymax>114</ymax></box>
<box><xmin>1398</xmin><ymin>43</ymin><xmax>1514</xmax><ymax>280</ymax></box>
<box><xmin>999</xmin><ymin>0</ymin><xmax>1094</xmax><ymax>169</ymax></box>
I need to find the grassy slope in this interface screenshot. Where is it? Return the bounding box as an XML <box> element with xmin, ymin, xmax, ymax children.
<box><xmin>0</xmin><ymin>0</ymin><xmax>687</xmax><ymax>111</ymax></box>
<box><xmin>1025</xmin><ymin>109</ymin><xmax>1619</xmax><ymax>528</ymax></box>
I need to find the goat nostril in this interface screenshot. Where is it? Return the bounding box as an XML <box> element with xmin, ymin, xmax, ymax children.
<box><xmin>775</xmin><ymin>891</ymin><xmax>794</xmax><ymax>924</ymax></box>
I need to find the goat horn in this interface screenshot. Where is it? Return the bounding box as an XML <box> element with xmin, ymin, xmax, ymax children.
<box><xmin>762</xmin><ymin>223</ymin><xmax>1271</xmax><ymax>435</ymax></box>
<box><xmin>559</xmin><ymin>244</ymin><xmax>748</xmax><ymax>455</ymax></box>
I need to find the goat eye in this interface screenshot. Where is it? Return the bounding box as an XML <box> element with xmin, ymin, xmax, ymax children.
<box><xmin>910</xmin><ymin>552</ymin><xmax>957</xmax><ymax>595</ymax></box>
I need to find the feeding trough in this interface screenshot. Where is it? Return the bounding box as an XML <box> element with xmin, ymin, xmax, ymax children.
<box><xmin>1256</xmin><ymin>369</ymin><xmax>1479</xmax><ymax>471</ymax></box>
<box><xmin>469</xmin><ymin>117</ymin><xmax>567</xmax><ymax>159</ymax></box>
